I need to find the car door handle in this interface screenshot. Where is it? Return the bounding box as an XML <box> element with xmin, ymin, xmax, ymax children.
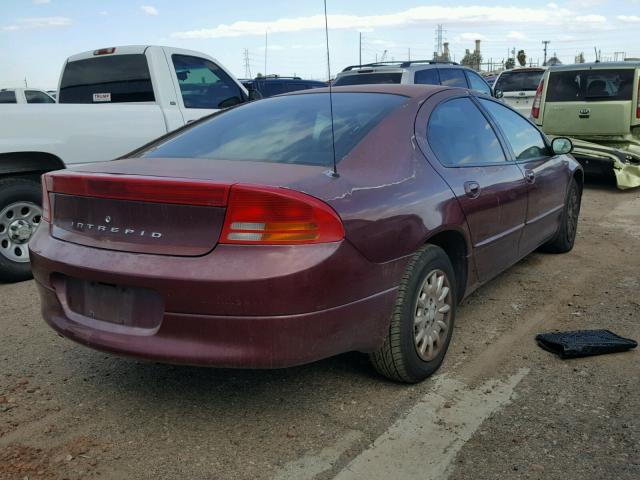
<box><xmin>464</xmin><ymin>181</ymin><xmax>481</xmax><ymax>198</ymax></box>
<box><xmin>525</xmin><ymin>170</ymin><xmax>535</xmax><ymax>183</ymax></box>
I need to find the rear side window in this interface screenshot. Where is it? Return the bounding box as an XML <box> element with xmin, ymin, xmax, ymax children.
<box><xmin>546</xmin><ymin>69</ymin><xmax>634</xmax><ymax>102</ymax></box>
<box><xmin>438</xmin><ymin>69</ymin><xmax>467</xmax><ymax>89</ymax></box>
<box><xmin>172</xmin><ymin>54</ymin><xmax>244</xmax><ymax>109</ymax></box>
<box><xmin>333</xmin><ymin>73</ymin><xmax>402</xmax><ymax>86</ymax></box>
<box><xmin>428</xmin><ymin>97</ymin><xmax>506</xmax><ymax>166</ymax></box>
<box><xmin>259</xmin><ymin>82</ymin><xmax>288</xmax><ymax>97</ymax></box>
<box><xmin>59</xmin><ymin>54</ymin><xmax>155</xmax><ymax>103</ymax></box>
<box><xmin>142</xmin><ymin>92</ymin><xmax>407</xmax><ymax>167</ymax></box>
<box><xmin>465</xmin><ymin>71</ymin><xmax>492</xmax><ymax>95</ymax></box>
<box><xmin>0</xmin><ymin>91</ymin><xmax>17</xmax><ymax>103</ymax></box>
<box><xmin>25</xmin><ymin>90</ymin><xmax>55</xmax><ymax>103</ymax></box>
<box><xmin>414</xmin><ymin>69</ymin><xmax>440</xmax><ymax>85</ymax></box>
<box><xmin>494</xmin><ymin>71</ymin><xmax>544</xmax><ymax>92</ymax></box>
<box><xmin>479</xmin><ymin>99</ymin><xmax>548</xmax><ymax>160</ymax></box>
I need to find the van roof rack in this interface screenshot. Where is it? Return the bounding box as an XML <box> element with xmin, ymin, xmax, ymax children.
<box><xmin>255</xmin><ymin>75</ymin><xmax>302</xmax><ymax>80</ymax></box>
<box><xmin>341</xmin><ymin>60</ymin><xmax>459</xmax><ymax>72</ymax></box>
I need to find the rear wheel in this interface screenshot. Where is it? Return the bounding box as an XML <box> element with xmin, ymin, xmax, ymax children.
<box><xmin>370</xmin><ymin>245</ymin><xmax>456</xmax><ymax>383</ymax></box>
<box><xmin>0</xmin><ymin>178</ymin><xmax>42</xmax><ymax>283</ymax></box>
<box><xmin>540</xmin><ymin>178</ymin><xmax>581</xmax><ymax>253</ymax></box>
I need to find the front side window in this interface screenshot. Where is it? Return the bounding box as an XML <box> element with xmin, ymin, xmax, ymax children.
<box><xmin>333</xmin><ymin>72</ymin><xmax>402</xmax><ymax>86</ymax></box>
<box><xmin>466</xmin><ymin>71</ymin><xmax>492</xmax><ymax>95</ymax></box>
<box><xmin>438</xmin><ymin>69</ymin><xmax>467</xmax><ymax>89</ymax></box>
<box><xmin>479</xmin><ymin>99</ymin><xmax>548</xmax><ymax>160</ymax></box>
<box><xmin>546</xmin><ymin>69</ymin><xmax>634</xmax><ymax>102</ymax></box>
<box><xmin>0</xmin><ymin>91</ymin><xmax>17</xmax><ymax>103</ymax></box>
<box><xmin>428</xmin><ymin>97</ymin><xmax>506</xmax><ymax>166</ymax></box>
<box><xmin>172</xmin><ymin>54</ymin><xmax>244</xmax><ymax>109</ymax></box>
<box><xmin>414</xmin><ymin>69</ymin><xmax>440</xmax><ymax>85</ymax></box>
<box><xmin>142</xmin><ymin>92</ymin><xmax>407</xmax><ymax>167</ymax></box>
<box><xmin>25</xmin><ymin>90</ymin><xmax>55</xmax><ymax>103</ymax></box>
<box><xmin>59</xmin><ymin>54</ymin><xmax>155</xmax><ymax>103</ymax></box>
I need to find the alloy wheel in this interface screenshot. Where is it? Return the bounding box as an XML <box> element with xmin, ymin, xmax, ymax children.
<box><xmin>413</xmin><ymin>269</ymin><xmax>453</xmax><ymax>362</ymax></box>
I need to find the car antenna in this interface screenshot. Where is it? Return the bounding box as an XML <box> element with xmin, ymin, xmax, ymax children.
<box><xmin>323</xmin><ymin>0</ymin><xmax>339</xmax><ymax>178</ymax></box>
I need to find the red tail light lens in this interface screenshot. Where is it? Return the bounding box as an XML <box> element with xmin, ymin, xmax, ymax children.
<box><xmin>532</xmin><ymin>79</ymin><xmax>544</xmax><ymax>119</ymax></box>
<box><xmin>44</xmin><ymin>171</ymin><xmax>230</xmax><ymax>207</ymax></box>
<box><xmin>636</xmin><ymin>79</ymin><xmax>640</xmax><ymax>119</ymax></box>
<box><xmin>220</xmin><ymin>185</ymin><xmax>344</xmax><ymax>244</ymax></box>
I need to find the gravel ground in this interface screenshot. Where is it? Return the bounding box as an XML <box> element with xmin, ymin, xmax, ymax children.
<box><xmin>0</xmin><ymin>178</ymin><xmax>638</xmax><ymax>480</ymax></box>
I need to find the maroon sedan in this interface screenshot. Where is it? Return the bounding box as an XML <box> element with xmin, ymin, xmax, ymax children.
<box><xmin>30</xmin><ymin>85</ymin><xmax>582</xmax><ymax>383</ymax></box>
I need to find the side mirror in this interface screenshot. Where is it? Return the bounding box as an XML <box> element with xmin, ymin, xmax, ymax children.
<box><xmin>248</xmin><ymin>87</ymin><xmax>263</xmax><ymax>101</ymax></box>
<box><xmin>551</xmin><ymin>137</ymin><xmax>573</xmax><ymax>155</ymax></box>
<box><xmin>493</xmin><ymin>89</ymin><xmax>504</xmax><ymax>99</ymax></box>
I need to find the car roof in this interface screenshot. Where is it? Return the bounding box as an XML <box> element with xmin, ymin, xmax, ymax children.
<box><xmin>285</xmin><ymin>84</ymin><xmax>450</xmax><ymax>98</ymax></box>
<box><xmin>548</xmin><ymin>61</ymin><xmax>640</xmax><ymax>71</ymax></box>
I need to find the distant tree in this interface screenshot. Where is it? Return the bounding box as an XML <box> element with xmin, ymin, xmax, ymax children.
<box><xmin>504</xmin><ymin>58</ymin><xmax>516</xmax><ymax>70</ymax></box>
<box><xmin>517</xmin><ymin>50</ymin><xmax>526</xmax><ymax>67</ymax></box>
<box><xmin>256</xmin><ymin>72</ymin><xmax>263</xmax><ymax>78</ymax></box>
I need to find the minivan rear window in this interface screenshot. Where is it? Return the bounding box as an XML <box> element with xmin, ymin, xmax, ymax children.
<box><xmin>333</xmin><ymin>73</ymin><xmax>402</xmax><ymax>86</ymax></box>
<box><xmin>494</xmin><ymin>71</ymin><xmax>544</xmax><ymax>92</ymax></box>
<box><xmin>142</xmin><ymin>92</ymin><xmax>407</xmax><ymax>166</ymax></box>
<box><xmin>59</xmin><ymin>54</ymin><xmax>155</xmax><ymax>103</ymax></box>
<box><xmin>546</xmin><ymin>69</ymin><xmax>634</xmax><ymax>102</ymax></box>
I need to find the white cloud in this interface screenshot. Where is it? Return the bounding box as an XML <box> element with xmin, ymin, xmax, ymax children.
<box><xmin>456</xmin><ymin>32</ymin><xmax>488</xmax><ymax>42</ymax></box>
<box><xmin>32</xmin><ymin>0</ymin><xmax>51</xmax><ymax>4</ymax></box>
<box><xmin>575</xmin><ymin>14</ymin><xmax>606</xmax><ymax>23</ymax></box>
<box><xmin>2</xmin><ymin>16</ymin><xmax>72</xmax><ymax>31</ymax></box>
<box><xmin>99</xmin><ymin>11</ymin><xmax>109</xmax><ymax>16</ymax></box>
<box><xmin>617</xmin><ymin>15</ymin><xmax>640</xmax><ymax>22</ymax></box>
<box><xmin>171</xmin><ymin>5</ymin><xmax>579</xmax><ymax>39</ymax></box>
<box><xmin>507</xmin><ymin>31</ymin><xmax>528</xmax><ymax>40</ymax></box>
<box><xmin>140</xmin><ymin>5</ymin><xmax>159</xmax><ymax>16</ymax></box>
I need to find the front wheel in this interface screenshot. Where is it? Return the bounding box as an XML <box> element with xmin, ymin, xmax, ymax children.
<box><xmin>370</xmin><ymin>245</ymin><xmax>457</xmax><ymax>383</ymax></box>
<box><xmin>0</xmin><ymin>178</ymin><xmax>43</xmax><ymax>283</ymax></box>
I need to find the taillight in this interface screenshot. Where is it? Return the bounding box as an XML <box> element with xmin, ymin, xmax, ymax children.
<box><xmin>43</xmin><ymin>171</ymin><xmax>230</xmax><ymax>207</ymax></box>
<box><xmin>220</xmin><ymin>185</ymin><xmax>344</xmax><ymax>244</ymax></box>
<box><xmin>41</xmin><ymin>174</ymin><xmax>52</xmax><ymax>222</ymax></box>
<box><xmin>531</xmin><ymin>79</ymin><xmax>544</xmax><ymax>119</ymax></box>
<box><xmin>636</xmin><ymin>79</ymin><xmax>640</xmax><ymax>119</ymax></box>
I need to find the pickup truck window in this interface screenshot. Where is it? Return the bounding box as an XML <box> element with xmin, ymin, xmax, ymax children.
<box><xmin>172</xmin><ymin>54</ymin><xmax>244</xmax><ymax>109</ymax></box>
<box><xmin>58</xmin><ymin>54</ymin><xmax>155</xmax><ymax>103</ymax></box>
<box><xmin>25</xmin><ymin>90</ymin><xmax>56</xmax><ymax>104</ymax></box>
<box><xmin>0</xmin><ymin>91</ymin><xmax>17</xmax><ymax>103</ymax></box>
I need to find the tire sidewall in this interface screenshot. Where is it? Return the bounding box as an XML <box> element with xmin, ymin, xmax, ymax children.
<box><xmin>0</xmin><ymin>178</ymin><xmax>42</xmax><ymax>282</ymax></box>
<box><xmin>398</xmin><ymin>247</ymin><xmax>457</xmax><ymax>380</ymax></box>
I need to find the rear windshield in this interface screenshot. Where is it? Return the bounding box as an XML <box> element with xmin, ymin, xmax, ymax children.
<box><xmin>59</xmin><ymin>54</ymin><xmax>155</xmax><ymax>103</ymax></box>
<box><xmin>494</xmin><ymin>71</ymin><xmax>544</xmax><ymax>92</ymax></box>
<box><xmin>0</xmin><ymin>91</ymin><xmax>17</xmax><ymax>103</ymax></box>
<box><xmin>546</xmin><ymin>69</ymin><xmax>635</xmax><ymax>102</ymax></box>
<box><xmin>333</xmin><ymin>73</ymin><xmax>402</xmax><ymax>86</ymax></box>
<box><xmin>142</xmin><ymin>92</ymin><xmax>407</xmax><ymax>166</ymax></box>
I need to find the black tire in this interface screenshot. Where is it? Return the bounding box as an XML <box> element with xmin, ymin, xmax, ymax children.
<box><xmin>540</xmin><ymin>178</ymin><xmax>581</xmax><ymax>254</ymax></box>
<box><xmin>0</xmin><ymin>177</ymin><xmax>42</xmax><ymax>283</ymax></box>
<box><xmin>370</xmin><ymin>244</ymin><xmax>457</xmax><ymax>383</ymax></box>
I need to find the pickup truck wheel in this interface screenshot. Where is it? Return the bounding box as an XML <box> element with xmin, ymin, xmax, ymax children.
<box><xmin>370</xmin><ymin>245</ymin><xmax>456</xmax><ymax>383</ymax></box>
<box><xmin>0</xmin><ymin>178</ymin><xmax>42</xmax><ymax>283</ymax></box>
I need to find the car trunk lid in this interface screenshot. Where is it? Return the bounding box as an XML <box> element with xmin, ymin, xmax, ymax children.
<box><xmin>44</xmin><ymin>158</ymin><xmax>329</xmax><ymax>256</ymax></box>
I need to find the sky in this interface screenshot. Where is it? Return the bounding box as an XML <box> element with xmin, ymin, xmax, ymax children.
<box><xmin>2</xmin><ymin>0</ymin><xmax>640</xmax><ymax>89</ymax></box>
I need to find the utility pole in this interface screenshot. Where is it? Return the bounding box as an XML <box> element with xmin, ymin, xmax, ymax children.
<box><xmin>408</xmin><ymin>48</ymin><xmax>411</xmax><ymax>61</ymax></box>
<box><xmin>542</xmin><ymin>40</ymin><xmax>550</xmax><ymax>66</ymax></box>
<box><xmin>434</xmin><ymin>24</ymin><xmax>445</xmax><ymax>60</ymax></box>
<box><xmin>243</xmin><ymin>49</ymin><xmax>252</xmax><ymax>78</ymax></box>
<box><xmin>359</xmin><ymin>32</ymin><xmax>362</xmax><ymax>66</ymax></box>
<box><xmin>264</xmin><ymin>30</ymin><xmax>268</xmax><ymax>76</ymax></box>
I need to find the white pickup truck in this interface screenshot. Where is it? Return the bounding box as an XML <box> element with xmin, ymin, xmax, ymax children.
<box><xmin>0</xmin><ymin>45</ymin><xmax>252</xmax><ymax>282</ymax></box>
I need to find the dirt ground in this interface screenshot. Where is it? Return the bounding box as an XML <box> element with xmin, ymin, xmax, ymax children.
<box><xmin>0</xmin><ymin>178</ymin><xmax>638</xmax><ymax>480</ymax></box>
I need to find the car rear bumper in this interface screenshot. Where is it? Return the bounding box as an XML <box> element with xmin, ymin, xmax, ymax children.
<box><xmin>30</xmin><ymin>224</ymin><xmax>405</xmax><ymax>368</ymax></box>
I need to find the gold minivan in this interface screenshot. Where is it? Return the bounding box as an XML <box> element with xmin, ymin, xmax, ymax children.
<box><xmin>532</xmin><ymin>62</ymin><xmax>640</xmax><ymax>189</ymax></box>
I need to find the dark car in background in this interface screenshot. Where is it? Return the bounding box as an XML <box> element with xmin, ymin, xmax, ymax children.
<box><xmin>241</xmin><ymin>75</ymin><xmax>326</xmax><ymax>98</ymax></box>
<box><xmin>30</xmin><ymin>85</ymin><xmax>582</xmax><ymax>383</ymax></box>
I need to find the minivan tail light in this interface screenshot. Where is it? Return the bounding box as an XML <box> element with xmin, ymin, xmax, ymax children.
<box><xmin>531</xmin><ymin>79</ymin><xmax>544</xmax><ymax>119</ymax></box>
<box><xmin>220</xmin><ymin>185</ymin><xmax>344</xmax><ymax>244</ymax></box>
<box><xmin>636</xmin><ymin>79</ymin><xmax>640</xmax><ymax>119</ymax></box>
<box><xmin>43</xmin><ymin>171</ymin><xmax>230</xmax><ymax>207</ymax></box>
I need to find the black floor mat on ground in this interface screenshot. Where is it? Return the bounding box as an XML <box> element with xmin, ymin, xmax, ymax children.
<box><xmin>535</xmin><ymin>329</ymin><xmax>637</xmax><ymax>358</ymax></box>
